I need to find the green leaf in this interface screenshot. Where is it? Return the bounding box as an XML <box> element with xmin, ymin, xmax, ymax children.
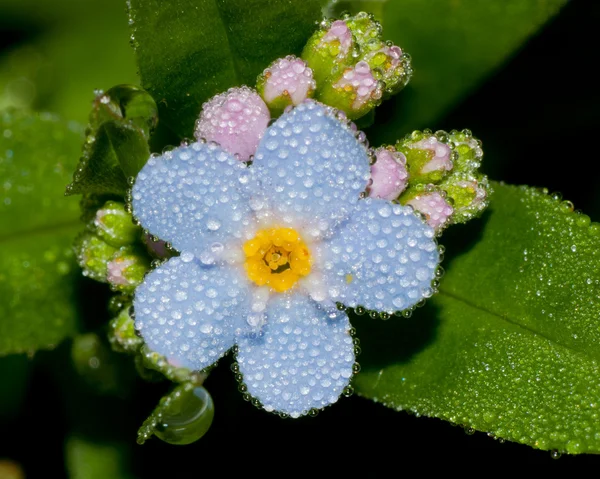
<box><xmin>67</xmin><ymin>121</ymin><xmax>150</xmax><ymax>196</ymax></box>
<box><xmin>0</xmin><ymin>0</ymin><xmax>138</xmax><ymax>123</ymax></box>
<box><xmin>0</xmin><ymin>110</ymin><xmax>83</xmax><ymax>356</ymax></box>
<box><xmin>67</xmin><ymin>85</ymin><xmax>157</xmax><ymax>196</ymax></box>
<box><xmin>65</xmin><ymin>436</ymin><xmax>132</xmax><ymax>479</ymax></box>
<box><xmin>332</xmin><ymin>0</ymin><xmax>566</xmax><ymax>144</ymax></box>
<box><xmin>128</xmin><ymin>0</ymin><xmax>329</xmax><ymax>138</ymax></box>
<box><xmin>354</xmin><ymin>183</ymin><xmax>600</xmax><ymax>454</ymax></box>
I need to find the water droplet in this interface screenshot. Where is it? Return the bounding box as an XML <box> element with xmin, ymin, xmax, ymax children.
<box><xmin>154</xmin><ymin>386</ymin><xmax>215</xmax><ymax>445</ymax></box>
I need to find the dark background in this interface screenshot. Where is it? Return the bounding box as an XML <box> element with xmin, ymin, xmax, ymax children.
<box><xmin>1</xmin><ymin>0</ymin><xmax>599</xmax><ymax>475</ymax></box>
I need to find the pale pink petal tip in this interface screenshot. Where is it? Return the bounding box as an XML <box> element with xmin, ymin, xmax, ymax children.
<box><xmin>195</xmin><ymin>86</ymin><xmax>270</xmax><ymax>161</ymax></box>
<box><xmin>262</xmin><ymin>56</ymin><xmax>316</xmax><ymax>105</ymax></box>
<box><xmin>406</xmin><ymin>192</ymin><xmax>453</xmax><ymax>233</ymax></box>
<box><xmin>368</xmin><ymin>148</ymin><xmax>409</xmax><ymax>200</ymax></box>
<box><xmin>335</xmin><ymin>61</ymin><xmax>380</xmax><ymax>109</ymax></box>
<box><xmin>322</xmin><ymin>20</ymin><xmax>353</xmax><ymax>57</ymax></box>
<box><xmin>107</xmin><ymin>258</ymin><xmax>136</xmax><ymax>287</ymax></box>
<box><xmin>411</xmin><ymin>137</ymin><xmax>452</xmax><ymax>174</ymax></box>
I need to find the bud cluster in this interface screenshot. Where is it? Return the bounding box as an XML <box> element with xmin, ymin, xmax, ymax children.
<box><xmin>302</xmin><ymin>12</ymin><xmax>412</xmax><ymax>119</ymax></box>
<box><xmin>74</xmin><ymin>200</ymin><xmax>151</xmax><ymax>293</ymax></box>
<box><xmin>368</xmin><ymin>129</ymin><xmax>490</xmax><ymax>234</ymax></box>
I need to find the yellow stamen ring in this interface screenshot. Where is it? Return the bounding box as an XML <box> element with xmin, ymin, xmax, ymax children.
<box><xmin>243</xmin><ymin>227</ymin><xmax>311</xmax><ymax>292</ymax></box>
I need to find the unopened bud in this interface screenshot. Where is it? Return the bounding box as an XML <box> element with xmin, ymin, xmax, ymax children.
<box><xmin>257</xmin><ymin>56</ymin><xmax>316</xmax><ymax>115</ymax></box>
<box><xmin>303</xmin><ymin>14</ymin><xmax>410</xmax><ymax>119</ymax></box>
<box><xmin>443</xmin><ymin>174</ymin><xmax>490</xmax><ymax>223</ymax></box>
<box><xmin>106</xmin><ymin>247</ymin><xmax>150</xmax><ymax>293</ymax></box>
<box><xmin>74</xmin><ymin>232</ymin><xmax>118</xmax><ymax>282</ymax></box>
<box><xmin>93</xmin><ymin>200</ymin><xmax>140</xmax><ymax>247</ymax></box>
<box><xmin>302</xmin><ymin>19</ymin><xmax>355</xmax><ymax>85</ymax></box>
<box><xmin>403</xmin><ymin>189</ymin><xmax>454</xmax><ymax>234</ymax></box>
<box><xmin>449</xmin><ymin>129</ymin><xmax>484</xmax><ymax>173</ymax></box>
<box><xmin>319</xmin><ymin>61</ymin><xmax>383</xmax><ymax>119</ymax></box>
<box><xmin>109</xmin><ymin>306</ymin><xmax>143</xmax><ymax>353</ymax></box>
<box><xmin>194</xmin><ymin>86</ymin><xmax>270</xmax><ymax>161</ymax></box>
<box><xmin>397</xmin><ymin>132</ymin><xmax>453</xmax><ymax>184</ymax></box>
<box><xmin>368</xmin><ymin>147</ymin><xmax>408</xmax><ymax>200</ymax></box>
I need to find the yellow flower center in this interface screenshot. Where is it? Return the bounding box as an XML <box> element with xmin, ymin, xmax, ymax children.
<box><xmin>243</xmin><ymin>227</ymin><xmax>311</xmax><ymax>292</ymax></box>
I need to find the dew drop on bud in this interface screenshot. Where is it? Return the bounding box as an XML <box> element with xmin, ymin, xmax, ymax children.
<box><xmin>154</xmin><ymin>386</ymin><xmax>215</xmax><ymax>445</ymax></box>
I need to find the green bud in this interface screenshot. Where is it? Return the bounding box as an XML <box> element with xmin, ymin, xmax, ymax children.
<box><xmin>442</xmin><ymin>173</ymin><xmax>490</xmax><ymax>224</ymax></box>
<box><xmin>448</xmin><ymin>129</ymin><xmax>484</xmax><ymax>173</ymax></box>
<box><xmin>74</xmin><ymin>232</ymin><xmax>118</xmax><ymax>282</ymax></box>
<box><xmin>302</xmin><ymin>19</ymin><xmax>356</xmax><ymax>87</ymax></box>
<box><xmin>106</xmin><ymin>246</ymin><xmax>150</xmax><ymax>293</ymax></box>
<box><xmin>93</xmin><ymin>200</ymin><xmax>140</xmax><ymax>247</ymax></box>
<box><xmin>302</xmin><ymin>13</ymin><xmax>411</xmax><ymax>119</ymax></box>
<box><xmin>396</xmin><ymin>130</ymin><xmax>453</xmax><ymax>185</ymax></box>
<box><xmin>108</xmin><ymin>305</ymin><xmax>143</xmax><ymax>354</ymax></box>
<box><xmin>137</xmin><ymin>383</ymin><xmax>214</xmax><ymax>445</ymax></box>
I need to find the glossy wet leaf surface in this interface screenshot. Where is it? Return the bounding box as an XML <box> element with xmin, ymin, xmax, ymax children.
<box><xmin>0</xmin><ymin>110</ymin><xmax>82</xmax><ymax>355</ymax></box>
<box><xmin>128</xmin><ymin>0</ymin><xmax>328</xmax><ymax>138</ymax></box>
<box><xmin>354</xmin><ymin>183</ymin><xmax>600</xmax><ymax>453</ymax></box>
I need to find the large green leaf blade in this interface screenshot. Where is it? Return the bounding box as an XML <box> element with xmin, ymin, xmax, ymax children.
<box><xmin>332</xmin><ymin>0</ymin><xmax>566</xmax><ymax>143</ymax></box>
<box><xmin>354</xmin><ymin>183</ymin><xmax>600</xmax><ymax>454</ymax></box>
<box><xmin>128</xmin><ymin>0</ymin><xmax>328</xmax><ymax>138</ymax></box>
<box><xmin>0</xmin><ymin>110</ymin><xmax>83</xmax><ymax>355</ymax></box>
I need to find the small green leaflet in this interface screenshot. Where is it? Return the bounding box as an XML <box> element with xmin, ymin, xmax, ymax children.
<box><xmin>354</xmin><ymin>182</ymin><xmax>600</xmax><ymax>454</ymax></box>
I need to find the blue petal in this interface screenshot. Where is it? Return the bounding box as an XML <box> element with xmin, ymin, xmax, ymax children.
<box><xmin>236</xmin><ymin>293</ymin><xmax>355</xmax><ymax>417</ymax></box>
<box><xmin>134</xmin><ymin>257</ymin><xmax>252</xmax><ymax>371</ymax></box>
<box><xmin>252</xmin><ymin>102</ymin><xmax>371</xmax><ymax>239</ymax></box>
<box><xmin>132</xmin><ymin>142</ymin><xmax>258</xmax><ymax>257</ymax></box>
<box><xmin>318</xmin><ymin>198</ymin><xmax>439</xmax><ymax>313</ymax></box>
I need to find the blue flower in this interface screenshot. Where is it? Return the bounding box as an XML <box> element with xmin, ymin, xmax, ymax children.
<box><xmin>132</xmin><ymin>101</ymin><xmax>439</xmax><ymax>418</ymax></box>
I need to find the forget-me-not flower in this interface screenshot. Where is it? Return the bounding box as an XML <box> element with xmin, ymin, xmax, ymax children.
<box><xmin>131</xmin><ymin>100</ymin><xmax>439</xmax><ymax>418</ymax></box>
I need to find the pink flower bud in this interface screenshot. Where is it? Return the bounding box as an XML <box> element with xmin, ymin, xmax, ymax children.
<box><xmin>321</xmin><ymin>20</ymin><xmax>353</xmax><ymax>58</ymax></box>
<box><xmin>107</xmin><ymin>257</ymin><xmax>137</xmax><ymax>287</ymax></box>
<box><xmin>406</xmin><ymin>192</ymin><xmax>453</xmax><ymax>234</ymax></box>
<box><xmin>259</xmin><ymin>56</ymin><xmax>316</xmax><ymax>108</ymax></box>
<box><xmin>410</xmin><ymin>137</ymin><xmax>452</xmax><ymax>175</ymax></box>
<box><xmin>368</xmin><ymin>147</ymin><xmax>408</xmax><ymax>200</ymax></box>
<box><xmin>334</xmin><ymin>61</ymin><xmax>381</xmax><ymax>111</ymax></box>
<box><xmin>195</xmin><ymin>86</ymin><xmax>270</xmax><ymax>161</ymax></box>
